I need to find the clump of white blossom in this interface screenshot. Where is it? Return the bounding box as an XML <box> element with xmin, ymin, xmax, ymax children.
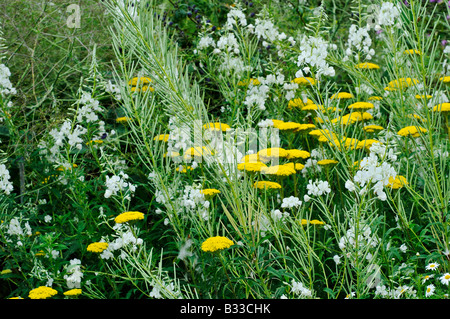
<box><xmin>345</xmin><ymin>142</ymin><xmax>397</xmax><ymax>201</ymax></box>
<box><xmin>100</xmin><ymin>224</ymin><xmax>144</xmax><ymax>260</ymax></box>
<box><xmin>0</xmin><ymin>163</ymin><xmax>13</xmax><ymax>195</ymax></box>
<box><xmin>344</xmin><ymin>24</ymin><xmax>375</xmax><ymax>61</ymax></box>
<box><xmin>104</xmin><ymin>171</ymin><xmax>136</xmax><ymax>199</ymax></box>
<box><xmin>0</xmin><ymin>64</ymin><xmax>16</xmax><ymax>96</ymax></box>
<box><xmin>64</xmin><ymin>258</ymin><xmax>83</xmax><ymax>289</ymax></box>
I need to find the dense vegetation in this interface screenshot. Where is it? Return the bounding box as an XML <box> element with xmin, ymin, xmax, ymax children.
<box><xmin>1</xmin><ymin>0</ymin><xmax>450</xmax><ymax>299</ymax></box>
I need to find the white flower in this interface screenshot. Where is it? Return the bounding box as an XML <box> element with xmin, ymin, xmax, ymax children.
<box><xmin>177</xmin><ymin>239</ymin><xmax>194</xmax><ymax>260</ymax></box>
<box><xmin>104</xmin><ymin>171</ymin><xmax>136</xmax><ymax>199</ymax></box>
<box><xmin>440</xmin><ymin>273</ymin><xmax>450</xmax><ymax>285</ymax></box>
<box><xmin>7</xmin><ymin>218</ymin><xmax>23</xmax><ymax>236</ymax></box>
<box><xmin>0</xmin><ymin>164</ymin><xmax>13</xmax><ymax>195</ymax></box>
<box><xmin>281</xmin><ymin>196</ymin><xmax>302</xmax><ymax>209</ymax></box>
<box><xmin>377</xmin><ymin>2</ymin><xmax>401</xmax><ymax>27</ymax></box>
<box><xmin>51</xmin><ymin>250</ymin><xmax>59</xmax><ymax>259</ymax></box>
<box><xmin>0</xmin><ymin>64</ymin><xmax>16</xmax><ymax>96</ymax></box>
<box><xmin>425</xmin><ymin>284</ymin><xmax>435</xmax><ymax>297</ymax></box>
<box><xmin>345</xmin><ymin>180</ymin><xmax>356</xmax><ymax>192</ymax></box>
<box><xmin>333</xmin><ymin>255</ymin><xmax>341</xmax><ymax>265</ymax></box>
<box><xmin>64</xmin><ymin>259</ymin><xmax>83</xmax><ymax>289</ymax></box>
<box><xmin>306</xmin><ymin>179</ymin><xmax>331</xmax><ymax>196</ymax></box>
<box><xmin>425</xmin><ymin>262</ymin><xmax>439</xmax><ymax>271</ymax></box>
<box><xmin>399</xmin><ymin>244</ymin><xmax>407</xmax><ymax>253</ymax></box>
<box><xmin>290</xmin><ymin>280</ymin><xmax>312</xmax><ymax>298</ymax></box>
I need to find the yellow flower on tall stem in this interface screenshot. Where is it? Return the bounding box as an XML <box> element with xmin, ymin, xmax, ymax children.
<box><xmin>114</xmin><ymin>211</ymin><xmax>144</xmax><ymax>224</ymax></box>
<box><xmin>201</xmin><ymin>236</ymin><xmax>234</xmax><ymax>253</ymax></box>
<box><xmin>28</xmin><ymin>286</ymin><xmax>58</xmax><ymax>299</ymax></box>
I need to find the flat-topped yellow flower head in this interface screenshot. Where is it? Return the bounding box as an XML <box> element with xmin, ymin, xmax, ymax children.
<box><xmin>285</xmin><ymin>149</ymin><xmax>311</xmax><ymax>160</ymax></box>
<box><xmin>329</xmin><ymin>137</ymin><xmax>359</xmax><ymax>150</ymax></box>
<box><xmin>284</xmin><ymin>162</ymin><xmax>305</xmax><ymax>171</ymax></box>
<box><xmin>261</xmin><ymin>164</ymin><xmax>296</xmax><ymax>177</ymax></box>
<box><xmin>363</xmin><ymin>125</ymin><xmax>384</xmax><ymax>133</ymax></box>
<box><xmin>288</xmin><ymin>98</ymin><xmax>314</xmax><ymax>109</ymax></box>
<box><xmin>348</xmin><ymin>102</ymin><xmax>374</xmax><ymax>111</ymax></box>
<box><xmin>291</xmin><ymin>77</ymin><xmax>316</xmax><ymax>85</ymax></box>
<box><xmin>397</xmin><ymin>126</ymin><xmax>427</xmax><ymax>137</ymax></box>
<box><xmin>153</xmin><ymin>134</ymin><xmax>170</xmax><ymax>142</ymax></box>
<box><xmin>330</xmin><ymin>92</ymin><xmax>354</xmax><ymax>100</ymax></box>
<box><xmin>28</xmin><ymin>286</ymin><xmax>58</xmax><ymax>299</ymax></box>
<box><xmin>200</xmin><ymin>189</ymin><xmax>221</xmax><ymax>197</ymax></box>
<box><xmin>385</xmin><ymin>78</ymin><xmax>419</xmax><ymax>91</ymax></box>
<box><xmin>114</xmin><ymin>211</ymin><xmax>144</xmax><ymax>224</ymax></box>
<box><xmin>317</xmin><ymin>159</ymin><xmax>338</xmax><ymax>166</ymax></box>
<box><xmin>184</xmin><ymin>146</ymin><xmax>214</xmax><ymax>159</ymax></box>
<box><xmin>293</xmin><ymin>123</ymin><xmax>316</xmax><ymax>133</ymax></box>
<box><xmin>276</xmin><ymin>122</ymin><xmax>303</xmax><ymax>131</ymax></box>
<box><xmin>116</xmin><ymin>116</ymin><xmax>132</xmax><ymax>123</ymax></box>
<box><xmin>439</xmin><ymin>76</ymin><xmax>450</xmax><ymax>84</ymax></box>
<box><xmin>87</xmin><ymin>242</ymin><xmax>109</xmax><ymax>253</ymax></box>
<box><xmin>257</xmin><ymin>148</ymin><xmax>288</xmax><ymax>163</ymax></box>
<box><xmin>253</xmin><ymin>181</ymin><xmax>282</xmax><ymax>189</ymax></box>
<box><xmin>356</xmin><ymin>139</ymin><xmax>382</xmax><ymax>151</ymax></box>
<box><xmin>237</xmin><ymin>162</ymin><xmax>267</xmax><ymax>172</ymax></box>
<box><xmin>129</xmin><ymin>77</ymin><xmax>152</xmax><ymax>86</ymax></box>
<box><xmin>387</xmin><ymin>175</ymin><xmax>408</xmax><ymax>189</ymax></box>
<box><xmin>432</xmin><ymin>103</ymin><xmax>450</xmax><ymax>113</ymax></box>
<box><xmin>203</xmin><ymin>122</ymin><xmax>231</xmax><ymax>132</ymax></box>
<box><xmin>63</xmin><ymin>289</ymin><xmax>82</xmax><ymax>296</ymax></box>
<box><xmin>201</xmin><ymin>236</ymin><xmax>234</xmax><ymax>252</ymax></box>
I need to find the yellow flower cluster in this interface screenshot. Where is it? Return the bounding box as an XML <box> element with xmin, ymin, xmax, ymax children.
<box><xmin>87</xmin><ymin>242</ymin><xmax>109</xmax><ymax>253</ymax></box>
<box><xmin>261</xmin><ymin>164</ymin><xmax>296</xmax><ymax>177</ymax></box>
<box><xmin>114</xmin><ymin>211</ymin><xmax>145</xmax><ymax>224</ymax></box>
<box><xmin>200</xmin><ymin>189</ymin><xmax>221</xmax><ymax>197</ymax></box>
<box><xmin>63</xmin><ymin>289</ymin><xmax>82</xmax><ymax>296</ymax></box>
<box><xmin>184</xmin><ymin>146</ymin><xmax>214</xmax><ymax>159</ymax></box>
<box><xmin>433</xmin><ymin>103</ymin><xmax>450</xmax><ymax>113</ymax></box>
<box><xmin>116</xmin><ymin>116</ymin><xmax>132</xmax><ymax>123</ymax></box>
<box><xmin>285</xmin><ymin>149</ymin><xmax>311</xmax><ymax>160</ymax></box>
<box><xmin>363</xmin><ymin>125</ymin><xmax>384</xmax><ymax>133</ymax></box>
<box><xmin>291</xmin><ymin>77</ymin><xmax>316</xmax><ymax>85</ymax></box>
<box><xmin>300</xmin><ymin>219</ymin><xmax>326</xmax><ymax>226</ymax></box>
<box><xmin>384</xmin><ymin>78</ymin><xmax>419</xmax><ymax>91</ymax></box>
<box><xmin>330</xmin><ymin>92</ymin><xmax>354</xmax><ymax>99</ymax></box>
<box><xmin>331</xmin><ymin>112</ymin><xmax>373</xmax><ymax>125</ymax></box>
<box><xmin>317</xmin><ymin>159</ymin><xmax>338</xmax><ymax>166</ymax></box>
<box><xmin>257</xmin><ymin>148</ymin><xmax>288</xmax><ymax>163</ymax></box>
<box><xmin>356</xmin><ymin>139</ymin><xmax>382</xmax><ymax>151</ymax></box>
<box><xmin>129</xmin><ymin>76</ymin><xmax>155</xmax><ymax>93</ymax></box>
<box><xmin>309</xmin><ymin>129</ymin><xmax>337</xmax><ymax>143</ymax></box>
<box><xmin>237</xmin><ymin>162</ymin><xmax>267</xmax><ymax>172</ymax></box>
<box><xmin>288</xmin><ymin>97</ymin><xmax>314</xmax><ymax>109</ymax></box>
<box><xmin>28</xmin><ymin>286</ymin><xmax>58</xmax><ymax>299</ymax></box>
<box><xmin>203</xmin><ymin>122</ymin><xmax>231</xmax><ymax>132</ymax></box>
<box><xmin>284</xmin><ymin>162</ymin><xmax>305</xmax><ymax>171</ymax></box>
<box><xmin>387</xmin><ymin>175</ymin><xmax>408</xmax><ymax>189</ymax></box>
<box><xmin>201</xmin><ymin>236</ymin><xmax>234</xmax><ymax>252</ymax></box>
<box><xmin>397</xmin><ymin>126</ymin><xmax>427</xmax><ymax>137</ymax></box>
<box><xmin>154</xmin><ymin>134</ymin><xmax>170</xmax><ymax>142</ymax></box>
<box><xmin>347</xmin><ymin>102</ymin><xmax>374</xmax><ymax>111</ymax></box>
<box><xmin>253</xmin><ymin>181</ymin><xmax>282</xmax><ymax>190</ymax></box>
